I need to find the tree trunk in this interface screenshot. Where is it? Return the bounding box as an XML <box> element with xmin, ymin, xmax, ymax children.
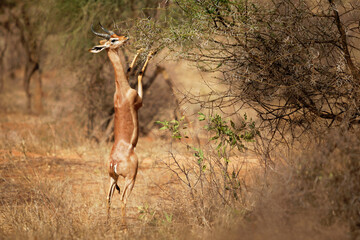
<box><xmin>0</xmin><ymin>36</ymin><xmax>7</xmax><ymax>93</ymax></box>
<box><xmin>23</xmin><ymin>60</ymin><xmax>38</xmax><ymax>113</ymax></box>
<box><xmin>0</xmin><ymin>64</ymin><xmax>3</xmax><ymax>93</ymax></box>
<box><xmin>32</xmin><ymin>69</ymin><xmax>43</xmax><ymax>114</ymax></box>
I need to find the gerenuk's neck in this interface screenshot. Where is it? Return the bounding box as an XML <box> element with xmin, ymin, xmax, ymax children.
<box><xmin>107</xmin><ymin>49</ymin><xmax>131</xmax><ymax>94</ymax></box>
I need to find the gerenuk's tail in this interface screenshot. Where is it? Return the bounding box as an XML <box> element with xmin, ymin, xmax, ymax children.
<box><xmin>115</xmin><ymin>184</ymin><xmax>120</xmax><ymax>194</ymax></box>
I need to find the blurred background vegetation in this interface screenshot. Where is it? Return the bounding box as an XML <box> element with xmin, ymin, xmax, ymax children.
<box><xmin>1</xmin><ymin>0</ymin><xmax>359</xmax><ymax>142</ymax></box>
<box><xmin>0</xmin><ymin>0</ymin><xmax>360</xmax><ymax>239</ymax></box>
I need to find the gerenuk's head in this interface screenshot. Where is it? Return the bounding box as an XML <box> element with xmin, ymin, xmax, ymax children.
<box><xmin>89</xmin><ymin>23</ymin><xmax>129</xmax><ymax>53</ymax></box>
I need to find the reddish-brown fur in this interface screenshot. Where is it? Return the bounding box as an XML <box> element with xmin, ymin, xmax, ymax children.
<box><xmin>105</xmin><ymin>48</ymin><xmax>141</xmax><ymax>222</ymax></box>
<box><xmin>90</xmin><ymin>30</ymin><xmax>153</xmax><ymax>226</ymax></box>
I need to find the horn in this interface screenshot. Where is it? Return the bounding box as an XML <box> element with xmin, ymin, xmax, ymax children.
<box><xmin>91</xmin><ymin>24</ymin><xmax>110</xmax><ymax>39</ymax></box>
<box><xmin>99</xmin><ymin>22</ymin><xmax>115</xmax><ymax>36</ymax></box>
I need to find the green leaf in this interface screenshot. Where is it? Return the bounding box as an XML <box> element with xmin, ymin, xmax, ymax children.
<box><xmin>164</xmin><ymin>212</ymin><xmax>173</xmax><ymax>223</ymax></box>
<box><xmin>198</xmin><ymin>112</ymin><xmax>206</xmax><ymax>121</ymax></box>
<box><xmin>211</xmin><ymin>135</ymin><xmax>219</xmax><ymax>141</ymax></box>
<box><xmin>199</xmin><ymin>149</ymin><xmax>204</xmax><ymax>159</ymax></box>
<box><xmin>202</xmin><ymin>164</ymin><xmax>207</xmax><ymax>171</ymax></box>
<box><xmin>230</xmin><ymin>120</ymin><xmax>236</xmax><ymax>129</ymax></box>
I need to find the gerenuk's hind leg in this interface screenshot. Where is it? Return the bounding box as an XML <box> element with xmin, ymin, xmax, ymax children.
<box><xmin>120</xmin><ymin>176</ymin><xmax>136</xmax><ymax>226</ymax></box>
<box><xmin>107</xmin><ymin>177</ymin><xmax>117</xmax><ymax>219</ymax></box>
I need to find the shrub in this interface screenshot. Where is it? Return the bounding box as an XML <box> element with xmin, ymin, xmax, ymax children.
<box><xmin>246</xmin><ymin>129</ymin><xmax>360</xmax><ymax>239</ymax></box>
<box><xmin>156</xmin><ymin>113</ymin><xmax>259</xmax><ymax>227</ymax></box>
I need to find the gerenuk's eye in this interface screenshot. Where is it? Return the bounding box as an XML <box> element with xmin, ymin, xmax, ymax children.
<box><xmin>111</xmin><ymin>39</ymin><xmax>118</xmax><ymax>43</ymax></box>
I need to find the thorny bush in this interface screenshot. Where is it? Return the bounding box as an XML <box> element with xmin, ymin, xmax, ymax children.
<box><xmin>157</xmin><ymin>113</ymin><xmax>259</xmax><ymax>227</ymax></box>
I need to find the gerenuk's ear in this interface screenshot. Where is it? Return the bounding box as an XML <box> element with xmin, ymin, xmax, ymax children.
<box><xmin>88</xmin><ymin>44</ymin><xmax>107</xmax><ymax>53</ymax></box>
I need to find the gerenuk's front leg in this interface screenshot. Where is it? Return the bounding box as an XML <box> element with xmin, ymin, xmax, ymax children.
<box><xmin>137</xmin><ymin>51</ymin><xmax>155</xmax><ymax>99</ymax></box>
<box><xmin>126</xmin><ymin>49</ymin><xmax>143</xmax><ymax>80</ymax></box>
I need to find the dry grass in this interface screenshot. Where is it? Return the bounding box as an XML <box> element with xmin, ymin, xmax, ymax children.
<box><xmin>0</xmin><ymin>116</ymin><xmax>188</xmax><ymax>239</ymax></box>
<box><xmin>2</xmin><ymin>114</ymin><xmax>356</xmax><ymax>239</ymax></box>
<box><xmin>224</xmin><ymin>129</ymin><xmax>360</xmax><ymax>240</ymax></box>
